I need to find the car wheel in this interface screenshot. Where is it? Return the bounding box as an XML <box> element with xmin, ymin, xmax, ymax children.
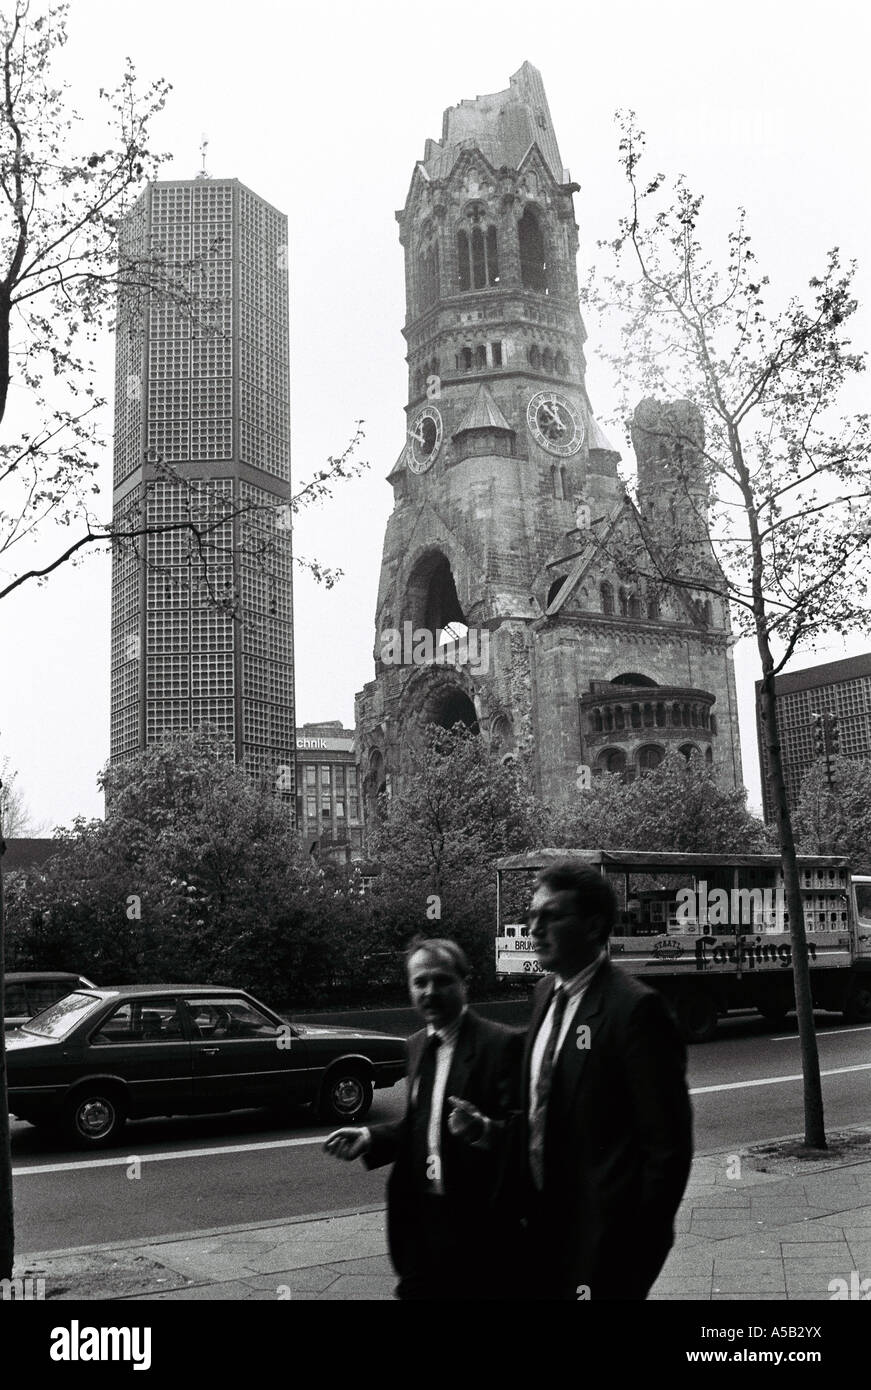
<box><xmin>66</xmin><ymin>1089</ymin><xmax>127</xmax><ymax>1147</ymax></box>
<box><xmin>319</xmin><ymin>1068</ymin><xmax>373</xmax><ymax>1124</ymax></box>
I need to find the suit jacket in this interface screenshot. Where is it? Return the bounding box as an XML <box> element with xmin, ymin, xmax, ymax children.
<box><xmin>365</xmin><ymin>1008</ymin><xmax>521</xmax><ymax>1280</ymax></box>
<box><xmin>517</xmin><ymin>961</ymin><xmax>693</xmax><ymax>1300</ymax></box>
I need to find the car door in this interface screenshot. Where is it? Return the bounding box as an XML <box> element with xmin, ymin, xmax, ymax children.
<box><xmin>185</xmin><ymin>995</ymin><xmax>303</xmax><ymax>1111</ymax></box>
<box><xmin>87</xmin><ymin>997</ymin><xmax>194</xmax><ymax>1117</ymax></box>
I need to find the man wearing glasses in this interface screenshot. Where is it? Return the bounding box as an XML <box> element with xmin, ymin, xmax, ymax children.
<box><xmin>458</xmin><ymin>862</ymin><xmax>693</xmax><ymax>1299</ymax></box>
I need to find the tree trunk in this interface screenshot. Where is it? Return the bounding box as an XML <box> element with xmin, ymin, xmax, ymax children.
<box><xmin>0</xmin><ymin>800</ymin><xmax>15</xmax><ymax>1277</ymax></box>
<box><xmin>759</xmin><ymin>671</ymin><xmax>826</xmax><ymax>1148</ymax></box>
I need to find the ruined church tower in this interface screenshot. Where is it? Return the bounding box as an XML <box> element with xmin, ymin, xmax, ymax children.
<box><xmin>356</xmin><ymin>63</ymin><xmax>742</xmax><ymax>812</ymax></box>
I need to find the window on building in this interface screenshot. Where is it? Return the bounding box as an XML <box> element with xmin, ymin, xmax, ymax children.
<box><xmin>334</xmin><ymin>765</ymin><xmax>345</xmax><ymax>787</ymax></box>
<box><xmin>418</xmin><ymin>234</ymin><xmax>440</xmax><ymax>312</ymax></box>
<box><xmin>638</xmin><ymin>745</ymin><xmax>664</xmax><ymax>774</ymax></box>
<box><xmin>305</xmin><ymin>766</ymin><xmax>316</xmax><ymax>786</ymax></box>
<box><xmin>519</xmin><ymin>208</ymin><xmax>548</xmax><ymax>291</ymax></box>
<box><xmin>475</xmin><ymin>343</ymin><xmax>487</xmax><ymax>369</ymax></box>
<box><xmin>542</xmin><ymin>347</ymin><xmax>553</xmax><ymax>373</ymax></box>
<box><xmin>596</xmin><ymin>747</ymin><xmax>626</xmax><ymax>778</ymax></box>
<box><xmin>335</xmin><ymin>800</ymin><xmax>345</xmax><ymax>818</ymax></box>
<box><xmin>528</xmin><ymin>345</ymin><xmax>541</xmax><ymax>369</ymax></box>
<box><xmin>306</xmin><ymin>795</ymin><xmax>317</xmax><ymax>820</ymax></box>
<box><xmin>601</xmin><ymin>582</ymin><xmax>614</xmax><ymax>615</ymax></box>
<box><xmin>457</xmin><ymin>229</ymin><xmax>471</xmax><ymax>292</ymax></box>
<box><xmin>457</xmin><ymin>220</ymin><xmax>500</xmax><ymax>291</ymax></box>
<box><xmin>460</xmin><ymin>346</ymin><xmax>473</xmax><ymax>370</ymax></box>
<box><xmin>491</xmin><ymin>341</ymin><xmax>503</xmax><ymax>367</ymax></box>
<box><xmin>320</xmin><ymin>766</ymin><xmax>330</xmax><ymax>787</ymax></box>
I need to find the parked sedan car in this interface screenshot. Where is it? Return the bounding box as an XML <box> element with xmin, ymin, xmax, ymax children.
<box><xmin>4</xmin><ymin>972</ymin><xmax>97</xmax><ymax>1031</ymax></box>
<box><xmin>6</xmin><ymin>984</ymin><xmax>408</xmax><ymax>1146</ymax></box>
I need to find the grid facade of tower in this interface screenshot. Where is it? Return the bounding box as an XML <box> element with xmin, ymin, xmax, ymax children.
<box><xmin>110</xmin><ymin>178</ymin><xmax>295</xmax><ymax>803</ymax></box>
<box><xmin>756</xmin><ymin>652</ymin><xmax>871</xmax><ymax>820</ymax></box>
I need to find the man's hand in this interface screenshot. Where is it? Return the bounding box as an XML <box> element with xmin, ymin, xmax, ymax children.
<box><xmin>324</xmin><ymin>1127</ymin><xmax>370</xmax><ymax>1161</ymax></box>
<box><xmin>447</xmin><ymin>1096</ymin><xmax>488</xmax><ymax>1144</ymax></box>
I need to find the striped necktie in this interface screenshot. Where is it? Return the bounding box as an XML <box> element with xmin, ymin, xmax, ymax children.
<box><xmin>529</xmin><ymin>986</ymin><xmax>568</xmax><ymax>1191</ymax></box>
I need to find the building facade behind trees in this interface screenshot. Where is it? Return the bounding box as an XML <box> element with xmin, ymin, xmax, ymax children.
<box><xmin>109</xmin><ymin>177</ymin><xmax>295</xmax><ymax>810</ymax></box>
<box><xmin>756</xmin><ymin>652</ymin><xmax>871</xmax><ymax>820</ymax></box>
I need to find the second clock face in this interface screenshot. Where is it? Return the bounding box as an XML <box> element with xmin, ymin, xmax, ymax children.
<box><xmin>527</xmin><ymin>391</ymin><xmax>585</xmax><ymax>457</ymax></box>
<box><xmin>407</xmin><ymin>406</ymin><xmax>443</xmax><ymax>473</ymax></box>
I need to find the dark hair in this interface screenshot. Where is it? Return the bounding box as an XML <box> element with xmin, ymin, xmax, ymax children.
<box><xmin>405</xmin><ymin>936</ymin><xmax>471</xmax><ymax>980</ymax></box>
<box><xmin>534</xmin><ymin>862</ymin><xmax>618</xmax><ymax>942</ymax></box>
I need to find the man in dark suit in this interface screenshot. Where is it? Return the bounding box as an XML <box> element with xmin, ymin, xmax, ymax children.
<box><xmin>457</xmin><ymin>862</ymin><xmax>693</xmax><ymax>1300</ymax></box>
<box><xmin>324</xmin><ymin>937</ymin><xmax>520</xmax><ymax>1300</ymax></box>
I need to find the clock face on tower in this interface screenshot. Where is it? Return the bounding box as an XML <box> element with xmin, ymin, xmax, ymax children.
<box><xmin>527</xmin><ymin>391</ymin><xmax>585</xmax><ymax>457</ymax></box>
<box><xmin>407</xmin><ymin>406</ymin><xmax>443</xmax><ymax>473</ymax></box>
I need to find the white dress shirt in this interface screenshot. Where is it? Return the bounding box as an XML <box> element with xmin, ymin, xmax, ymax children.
<box><xmin>528</xmin><ymin>951</ymin><xmax>606</xmax><ymax>1124</ymax></box>
<box><xmin>421</xmin><ymin>1009</ymin><xmax>465</xmax><ymax>1194</ymax></box>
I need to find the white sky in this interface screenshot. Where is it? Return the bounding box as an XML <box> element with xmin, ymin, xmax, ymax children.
<box><xmin>1</xmin><ymin>0</ymin><xmax>869</xmax><ymax>828</ymax></box>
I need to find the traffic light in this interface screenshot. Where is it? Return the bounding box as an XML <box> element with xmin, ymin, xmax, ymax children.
<box><xmin>811</xmin><ymin>711</ymin><xmax>825</xmax><ymax>756</ymax></box>
<box><xmin>828</xmin><ymin>713</ymin><xmax>840</xmax><ymax>755</ymax></box>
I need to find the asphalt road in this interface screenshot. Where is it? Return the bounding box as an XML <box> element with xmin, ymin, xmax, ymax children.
<box><xmin>11</xmin><ymin>1008</ymin><xmax>871</xmax><ymax>1255</ymax></box>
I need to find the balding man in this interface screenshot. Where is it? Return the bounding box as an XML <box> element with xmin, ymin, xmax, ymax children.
<box><xmin>325</xmin><ymin>937</ymin><xmax>521</xmax><ymax>1300</ymax></box>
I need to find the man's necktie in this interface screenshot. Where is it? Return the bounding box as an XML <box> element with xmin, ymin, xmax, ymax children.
<box><xmin>529</xmin><ymin>986</ymin><xmax>568</xmax><ymax>1191</ymax></box>
<box><xmin>411</xmin><ymin>1032</ymin><xmax>441</xmax><ymax>1189</ymax></box>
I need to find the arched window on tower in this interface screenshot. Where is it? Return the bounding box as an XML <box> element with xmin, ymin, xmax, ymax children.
<box><xmin>528</xmin><ymin>344</ymin><xmax>541</xmax><ymax>369</ymax></box>
<box><xmin>551</xmin><ymin>464</ymin><xmax>566</xmax><ymax>500</ymax></box>
<box><xmin>519</xmin><ymin>207</ymin><xmax>548</xmax><ymax>292</ymax></box>
<box><xmin>417</xmin><ymin>231</ymin><xmax>440</xmax><ymax>312</ymax></box>
<box><xmin>457</xmin><ymin>207</ymin><xmax>500</xmax><ymax>291</ymax></box>
<box><xmin>457</xmin><ymin>229</ymin><xmax>471</xmax><ymax>292</ymax></box>
<box><xmin>542</xmin><ymin>347</ymin><xmax>554</xmax><ymax>373</ymax></box>
<box><xmin>475</xmin><ymin>343</ymin><xmax>487</xmax><ymax>369</ymax></box>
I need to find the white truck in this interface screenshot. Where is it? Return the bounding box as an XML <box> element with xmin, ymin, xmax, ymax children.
<box><xmin>495</xmin><ymin>849</ymin><xmax>871</xmax><ymax>1042</ymax></box>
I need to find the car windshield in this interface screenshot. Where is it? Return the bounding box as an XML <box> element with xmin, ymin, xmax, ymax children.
<box><xmin>21</xmin><ymin>991</ymin><xmax>104</xmax><ymax>1038</ymax></box>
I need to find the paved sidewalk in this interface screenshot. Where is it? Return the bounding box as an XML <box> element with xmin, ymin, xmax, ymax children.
<box><xmin>14</xmin><ymin>1142</ymin><xmax>871</xmax><ymax>1301</ymax></box>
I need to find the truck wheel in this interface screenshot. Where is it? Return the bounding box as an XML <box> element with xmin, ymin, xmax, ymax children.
<box><xmin>677</xmin><ymin>990</ymin><xmax>718</xmax><ymax>1044</ymax></box>
<box><xmin>843</xmin><ymin>978</ymin><xmax>871</xmax><ymax>1024</ymax></box>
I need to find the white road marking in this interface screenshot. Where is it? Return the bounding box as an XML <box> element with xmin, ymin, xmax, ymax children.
<box><xmin>771</xmin><ymin>1024</ymin><xmax>871</xmax><ymax>1041</ymax></box>
<box><xmin>15</xmin><ymin>1059</ymin><xmax>871</xmax><ymax>1174</ymax></box>
<box><xmin>691</xmin><ymin>1062</ymin><xmax>871</xmax><ymax>1095</ymax></box>
<box><xmin>12</xmin><ymin>1132</ymin><xmax>331</xmax><ymax>1176</ymax></box>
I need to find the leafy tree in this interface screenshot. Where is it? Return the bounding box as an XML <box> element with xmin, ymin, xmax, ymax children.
<box><xmin>794</xmin><ymin>757</ymin><xmax>871</xmax><ymax>870</ymax></box>
<box><xmin>550</xmin><ymin>749</ymin><xmax>770</xmax><ymax>854</ymax></box>
<box><xmin>0</xmin><ymin>2</ymin><xmax>366</xmax><ymax>1275</ymax></box>
<box><xmin>582</xmin><ymin>114</ymin><xmax>871</xmax><ymax>1147</ymax></box>
<box><xmin>0</xmin><ymin>756</ymin><xmax>38</xmax><ymax>835</ymax></box>
<box><xmin>5</xmin><ymin>730</ymin><xmax>380</xmax><ymax>1003</ymax></box>
<box><xmin>368</xmin><ymin>725</ymin><xmax>541</xmax><ymax>987</ymax></box>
